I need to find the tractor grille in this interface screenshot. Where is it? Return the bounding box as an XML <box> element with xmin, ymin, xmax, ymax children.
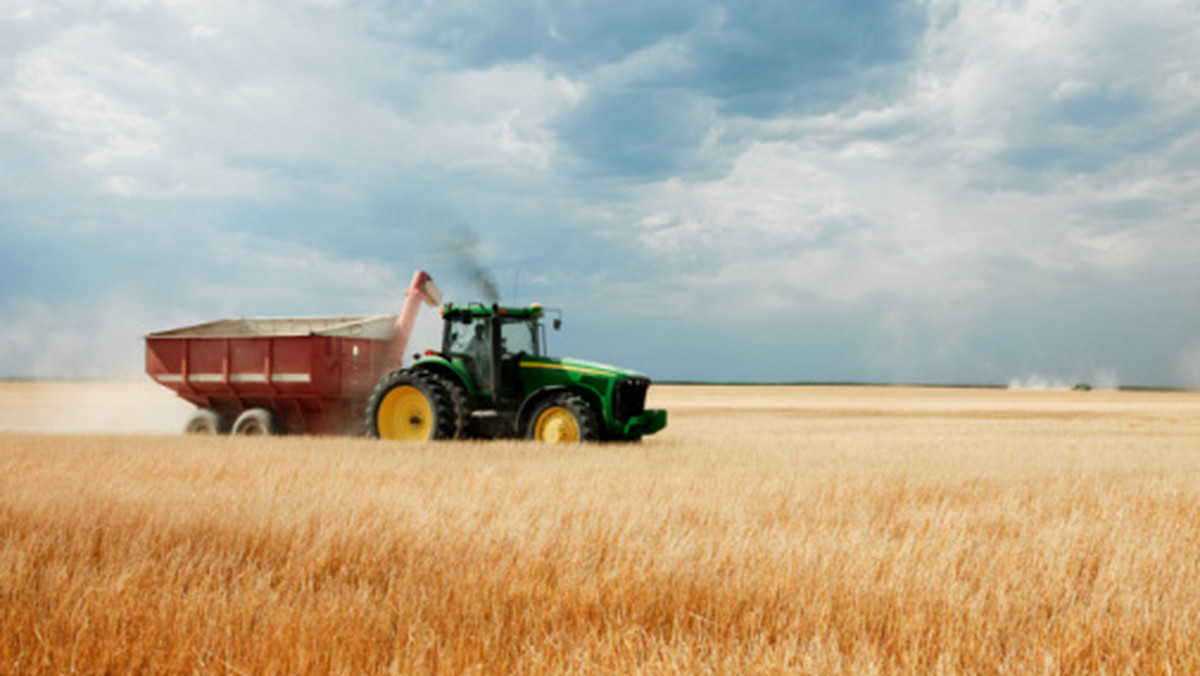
<box><xmin>614</xmin><ymin>378</ymin><xmax>649</xmax><ymax>421</ymax></box>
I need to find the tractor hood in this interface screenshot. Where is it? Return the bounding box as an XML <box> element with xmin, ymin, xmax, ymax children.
<box><xmin>515</xmin><ymin>355</ymin><xmax>665</xmax><ymax>439</ymax></box>
<box><xmin>518</xmin><ymin>356</ymin><xmax>649</xmax><ymax>382</ymax></box>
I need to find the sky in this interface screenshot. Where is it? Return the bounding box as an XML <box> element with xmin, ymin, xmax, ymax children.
<box><xmin>2</xmin><ymin>0</ymin><xmax>1199</xmax><ymax>387</ymax></box>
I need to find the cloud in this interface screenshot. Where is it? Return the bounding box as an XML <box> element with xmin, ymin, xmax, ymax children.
<box><xmin>541</xmin><ymin>1</ymin><xmax>926</xmax><ymax>178</ymax></box>
<box><xmin>0</xmin><ymin>233</ymin><xmax>428</xmax><ymax>379</ymax></box>
<box><xmin>589</xmin><ymin>0</ymin><xmax>1200</xmax><ymax>382</ymax></box>
<box><xmin>918</xmin><ymin>0</ymin><xmax>1200</xmax><ymax>179</ymax></box>
<box><xmin>580</xmin><ymin>0</ymin><xmax>1200</xmax><ymax>305</ymax></box>
<box><xmin>2</xmin><ymin>0</ymin><xmax>1200</xmax><ymax>385</ymax></box>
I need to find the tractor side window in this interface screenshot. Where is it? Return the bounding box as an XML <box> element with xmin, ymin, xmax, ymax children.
<box><xmin>500</xmin><ymin>318</ymin><xmax>539</xmax><ymax>358</ymax></box>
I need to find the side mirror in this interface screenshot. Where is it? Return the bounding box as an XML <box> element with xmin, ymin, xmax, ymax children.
<box><xmin>553</xmin><ymin>318</ymin><xmax>562</xmax><ymax>331</ymax></box>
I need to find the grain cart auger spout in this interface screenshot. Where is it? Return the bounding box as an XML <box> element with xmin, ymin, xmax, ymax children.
<box><xmin>366</xmin><ymin>302</ymin><xmax>668</xmax><ymax>444</ymax></box>
<box><xmin>145</xmin><ymin>270</ymin><xmax>442</xmax><ymax>436</ymax></box>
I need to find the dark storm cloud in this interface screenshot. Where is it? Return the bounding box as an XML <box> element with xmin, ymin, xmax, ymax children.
<box><xmin>553</xmin><ymin>89</ymin><xmax>715</xmax><ymax>178</ymax></box>
<box><xmin>389</xmin><ymin>0</ymin><xmax>925</xmax><ymax>176</ymax></box>
<box><xmin>393</xmin><ymin>0</ymin><xmax>924</xmax><ymax>107</ymax></box>
<box><xmin>684</xmin><ymin>0</ymin><xmax>926</xmax><ymax>113</ymax></box>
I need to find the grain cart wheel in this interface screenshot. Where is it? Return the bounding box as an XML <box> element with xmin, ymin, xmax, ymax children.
<box><xmin>527</xmin><ymin>392</ymin><xmax>600</xmax><ymax>443</ymax></box>
<box><xmin>367</xmin><ymin>370</ymin><xmax>455</xmax><ymax>441</ymax></box>
<box><xmin>185</xmin><ymin>408</ymin><xmax>229</xmax><ymax>434</ymax></box>
<box><xmin>232</xmin><ymin>408</ymin><xmax>278</xmax><ymax>436</ymax></box>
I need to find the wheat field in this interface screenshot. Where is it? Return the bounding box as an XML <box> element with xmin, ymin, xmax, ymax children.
<box><xmin>2</xmin><ymin>383</ymin><xmax>1200</xmax><ymax>674</ymax></box>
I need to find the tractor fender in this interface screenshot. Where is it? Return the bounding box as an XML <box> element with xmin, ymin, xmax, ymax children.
<box><xmin>411</xmin><ymin>360</ymin><xmax>469</xmax><ymax>391</ymax></box>
<box><xmin>409</xmin><ymin>357</ymin><xmax>477</xmax><ymax>397</ymax></box>
<box><xmin>517</xmin><ymin>385</ymin><xmax>604</xmax><ymax>434</ymax></box>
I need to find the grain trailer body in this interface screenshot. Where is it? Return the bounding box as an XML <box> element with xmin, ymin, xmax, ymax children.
<box><xmin>146</xmin><ymin>315</ymin><xmax>401</xmax><ymax>434</ymax></box>
<box><xmin>145</xmin><ymin>271</ymin><xmax>442</xmax><ymax>435</ymax></box>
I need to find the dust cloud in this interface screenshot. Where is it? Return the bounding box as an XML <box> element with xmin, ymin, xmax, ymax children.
<box><xmin>0</xmin><ymin>381</ymin><xmax>194</xmax><ymax>434</ymax></box>
<box><xmin>1007</xmin><ymin>369</ymin><xmax>1120</xmax><ymax>391</ymax></box>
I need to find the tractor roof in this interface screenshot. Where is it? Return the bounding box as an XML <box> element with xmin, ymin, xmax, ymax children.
<box><xmin>441</xmin><ymin>303</ymin><xmax>544</xmax><ymax>319</ymax></box>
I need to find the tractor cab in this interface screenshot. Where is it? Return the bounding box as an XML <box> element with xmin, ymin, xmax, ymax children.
<box><xmin>441</xmin><ymin>303</ymin><xmax>549</xmax><ymax>401</ymax></box>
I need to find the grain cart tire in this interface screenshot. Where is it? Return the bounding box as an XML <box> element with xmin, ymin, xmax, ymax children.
<box><xmin>185</xmin><ymin>408</ymin><xmax>229</xmax><ymax>434</ymax></box>
<box><xmin>232</xmin><ymin>408</ymin><xmax>278</xmax><ymax>436</ymax></box>
<box><xmin>527</xmin><ymin>392</ymin><xmax>600</xmax><ymax>443</ymax></box>
<box><xmin>367</xmin><ymin>369</ymin><xmax>456</xmax><ymax>441</ymax></box>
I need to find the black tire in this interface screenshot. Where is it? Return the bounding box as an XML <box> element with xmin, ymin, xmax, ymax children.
<box><xmin>184</xmin><ymin>408</ymin><xmax>229</xmax><ymax>435</ymax></box>
<box><xmin>366</xmin><ymin>369</ymin><xmax>456</xmax><ymax>441</ymax></box>
<box><xmin>428</xmin><ymin>372</ymin><xmax>473</xmax><ymax>439</ymax></box>
<box><xmin>526</xmin><ymin>391</ymin><xmax>600</xmax><ymax>443</ymax></box>
<box><xmin>232</xmin><ymin>408</ymin><xmax>278</xmax><ymax>436</ymax></box>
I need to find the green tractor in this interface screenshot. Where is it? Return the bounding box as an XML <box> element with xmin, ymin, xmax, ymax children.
<box><xmin>366</xmin><ymin>303</ymin><xmax>667</xmax><ymax>443</ymax></box>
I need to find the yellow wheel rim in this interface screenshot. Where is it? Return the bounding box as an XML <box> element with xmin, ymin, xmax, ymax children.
<box><xmin>377</xmin><ymin>385</ymin><xmax>433</xmax><ymax>440</ymax></box>
<box><xmin>534</xmin><ymin>406</ymin><xmax>580</xmax><ymax>443</ymax></box>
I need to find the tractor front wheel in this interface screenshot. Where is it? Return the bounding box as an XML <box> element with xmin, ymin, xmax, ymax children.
<box><xmin>367</xmin><ymin>370</ymin><xmax>456</xmax><ymax>441</ymax></box>
<box><xmin>527</xmin><ymin>392</ymin><xmax>600</xmax><ymax>443</ymax></box>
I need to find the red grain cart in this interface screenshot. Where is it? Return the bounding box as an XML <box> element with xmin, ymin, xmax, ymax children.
<box><xmin>145</xmin><ymin>271</ymin><xmax>441</xmax><ymax>435</ymax></box>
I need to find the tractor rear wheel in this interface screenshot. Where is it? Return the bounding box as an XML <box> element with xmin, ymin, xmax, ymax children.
<box><xmin>527</xmin><ymin>392</ymin><xmax>600</xmax><ymax>443</ymax></box>
<box><xmin>367</xmin><ymin>369</ymin><xmax>456</xmax><ymax>441</ymax></box>
<box><xmin>430</xmin><ymin>373</ymin><xmax>473</xmax><ymax>439</ymax></box>
<box><xmin>232</xmin><ymin>408</ymin><xmax>278</xmax><ymax>435</ymax></box>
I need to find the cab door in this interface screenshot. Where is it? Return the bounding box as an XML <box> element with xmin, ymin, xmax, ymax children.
<box><xmin>444</xmin><ymin>314</ymin><xmax>494</xmax><ymax>394</ymax></box>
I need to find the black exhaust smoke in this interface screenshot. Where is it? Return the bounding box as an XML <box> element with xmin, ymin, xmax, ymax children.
<box><xmin>447</xmin><ymin>226</ymin><xmax>500</xmax><ymax>305</ymax></box>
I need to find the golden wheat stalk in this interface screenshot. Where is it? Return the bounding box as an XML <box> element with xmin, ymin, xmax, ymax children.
<box><xmin>2</xmin><ymin>385</ymin><xmax>1199</xmax><ymax>673</ymax></box>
